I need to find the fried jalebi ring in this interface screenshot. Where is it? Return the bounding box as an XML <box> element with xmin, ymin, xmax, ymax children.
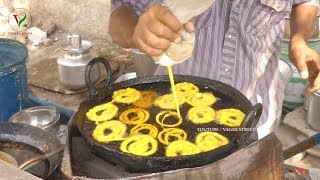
<box><xmin>174</xmin><ymin>82</ymin><xmax>199</xmax><ymax>96</ymax></box>
<box><xmin>216</xmin><ymin>108</ymin><xmax>245</xmax><ymax>127</ymax></box>
<box><xmin>158</xmin><ymin>128</ymin><xmax>187</xmax><ymax>145</ymax></box>
<box><xmin>166</xmin><ymin>140</ymin><xmax>200</xmax><ymax>157</ymax></box>
<box><xmin>133</xmin><ymin>91</ymin><xmax>158</xmax><ymax>109</ymax></box>
<box><xmin>120</xmin><ymin>108</ymin><xmax>150</xmax><ymax>125</ymax></box>
<box><xmin>130</xmin><ymin>124</ymin><xmax>158</xmax><ymax>138</ymax></box>
<box><xmin>92</xmin><ymin>120</ymin><xmax>127</xmax><ymax>143</ymax></box>
<box><xmin>156</xmin><ymin>111</ymin><xmax>183</xmax><ymax>128</ymax></box>
<box><xmin>112</xmin><ymin>88</ymin><xmax>141</xmax><ymax>104</ymax></box>
<box><xmin>187</xmin><ymin>106</ymin><xmax>215</xmax><ymax>124</ymax></box>
<box><xmin>120</xmin><ymin>135</ymin><xmax>158</xmax><ymax>156</ymax></box>
<box><xmin>196</xmin><ymin>132</ymin><xmax>229</xmax><ymax>152</ymax></box>
<box><xmin>86</xmin><ymin>103</ymin><xmax>118</xmax><ymax>122</ymax></box>
<box><xmin>154</xmin><ymin>94</ymin><xmax>186</xmax><ymax>110</ymax></box>
<box><xmin>186</xmin><ymin>93</ymin><xmax>217</xmax><ymax>107</ymax></box>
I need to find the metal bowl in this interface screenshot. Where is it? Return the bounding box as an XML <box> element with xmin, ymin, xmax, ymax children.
<box><xmin>9</xmin><ymin>106</ymin><xmax>60</xmax><ymax>135</ymax></box>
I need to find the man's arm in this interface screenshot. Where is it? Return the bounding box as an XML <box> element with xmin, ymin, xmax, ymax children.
<box><xmin>109</xmin><ymin>5</ymin><xmax>138</xmax><ymax>48</ymax></box>
<box><xmin>289</xmin><ymin>3</ymin><xmax>320</xmax><ymax>94</ymax></box>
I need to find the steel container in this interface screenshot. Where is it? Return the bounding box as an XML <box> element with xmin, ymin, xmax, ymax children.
<box><xmin>0</xmin><ymin>38</ymin><xmax>29</xmax><ymax>121</ymax></box>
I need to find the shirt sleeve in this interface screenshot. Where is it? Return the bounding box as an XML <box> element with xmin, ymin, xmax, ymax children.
<box><xmin>111</xmin><ymin>0</ymin><xmax>164</xmax><ymax>15</ymax></box>
<box><xmin>293</xmin><ymin>0</ymin><xmax>319</xmax><ymax>5</ymax></box>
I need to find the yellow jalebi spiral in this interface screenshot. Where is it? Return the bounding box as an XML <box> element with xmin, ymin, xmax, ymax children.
<box><xmin>120</xmin><ymin>108</ymin><xmax>150</xmax><ymax>125</ymax></box>
<box><xmin>92</xmin><ymin>120</ymin><xmax>127</xmax><ymax>143</ymax></box>
<box><xmin>133</xmin><ymin>91</ymin><xmax>158</xmax><ymax>109</ymax></box>
<box><xmin>112</xmin><ymin>88</ymin><xmax>141</xmax><ymax>104</ymax></box>
<box><xmin>158</xmin><ymin>128</ymin><xmax>187</xmax><ymax>145</ymax></box>
<box><xmin>187</xmin><ymin>106</ymin><xmax>216</xmax><ymax>124</ymax></box>
<box><xmin>156</xmin><ymin>111</ymin><xmax>183</xmax><ymax>128</ymax></box>
<box><xmin>174</xmin><ymin>82</ymin><xmax>199</xmax><ymax>96</ymax></box>
<box><xmin>195</xmin><ymin>132</ymin><xmax>229</xmax><ymax>152</ymax></box>
<box><xmin>166</xmin><ymin>140</ymin><xmax>200</xmax><ymax>157</ymax></box>
<box><xmin>86</xmin><ymin>103</ymin><xmax>118</xmax><ymax>122</ymax></box>
<box><xmin>186</xmin><ymin>93</ymin><xmax>217</xmax><ymax>107</ymax></box>
<box><xmin>216</xmin><ymin>108</ymin><xmax>245</xmax><ymax>127</ymax></box>
<box><xmin>120</xmin><ymin>135</ymin><xmax>158</xmax><ymax>156</ymax></box>
<box><xmin>130</xmin><ymin>124</ymin><xmax>158</xmax><ymax>138</ymax></box>
<box><xmin>154</xmin><ymin>94</ymin><xmax>186</xmax><ymax>110</ymax></box>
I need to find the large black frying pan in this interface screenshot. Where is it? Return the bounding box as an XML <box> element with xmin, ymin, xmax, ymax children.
<box><xmin>75</xmin><ymin>58</ymin><xmax>263</xmax><ymax>173</ymax></box>
<box><xmin>0</xmin><ymin>122</ymin><xmax>63</xmax><ymax>179</ymax></box>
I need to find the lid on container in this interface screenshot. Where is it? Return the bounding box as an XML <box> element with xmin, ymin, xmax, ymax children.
<box><xmin>62</xmin><ymin>34</ymin><xmax>92</xmax><ymax>52</ymax></box>
<box><xmin>0</xmin><ymin>38</ymin><xmax>28</xmax><ymax>76</ymax></box>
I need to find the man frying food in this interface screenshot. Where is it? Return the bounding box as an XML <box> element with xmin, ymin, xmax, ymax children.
<box><xmin>109</xmin><ymin>0</ymin><xmax>320</xmax><ymax>139</ymax></box>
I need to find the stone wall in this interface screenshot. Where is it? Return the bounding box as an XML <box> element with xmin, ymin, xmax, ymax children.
<box><xmin>29</xmin><ymin>0</ymin><xmax>112</xmax><ymax>40</ymax></box>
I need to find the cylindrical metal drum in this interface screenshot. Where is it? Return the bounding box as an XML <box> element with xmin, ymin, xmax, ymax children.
<box><xmin>0</xmin><ymin>38</ymin><xmax>29</xmax><ymax>121</ymax></box>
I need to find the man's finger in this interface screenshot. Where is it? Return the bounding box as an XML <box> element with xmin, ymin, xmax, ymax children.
<box><xmin>148</xmin><ymin>21</ymin><xmax>180</xmax><ymax>41</ymax></box>
<box><xmin>293</xmin><ymin>57</ymin><xmax>309</xmax><ymax>79</ymax></box>
<box><xmin>135</xmin><ymin>38</ymin><xmax>163</xmax><ymax>56</ymax></box>
<box><xmin>141</xmin><ymin>30</ymin><xmax>171</xmax><ymax>50</ymax></box>
<box><xmin>184</xmin><ymin>18</ymin><xmax>196</xmax><ymax>33</ymax></box>
<box><xmin>156</xmin><ymin>7</ymin><xmax>182</xmax><ymax>32</ymax></box>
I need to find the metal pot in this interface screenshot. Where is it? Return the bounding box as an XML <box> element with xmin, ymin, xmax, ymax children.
<box><xmin>306</xmin><ymin>92</ymin><xmax>320</xmax><ymax>131</ymax></box>
<box><xmin>9</xmin><ymin>106</ymin><xmax>60</xmax><ymax>135</ymax></box>
<box><xmin>57</xmin><ymin>34</ymin><xmax>100</xmax><ymax>90</ymax></box>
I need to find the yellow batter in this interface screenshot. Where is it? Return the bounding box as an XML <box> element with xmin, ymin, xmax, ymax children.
<box><xmin>112</xmin><ymin>88</ymin><xmax>141</xmax><ymax>104</ymax></box>
<box><xmin>175</xmin><ymin>82</ymin><xmax>199</xmax><ymax>96</ymax></box>
<box><xmin>216</xmin><ymin>108</ymin><xmax>245</xmax><ymax>127</ymax></box>
<box><xmin>86</xmin><ymin>103</ymin><xmax>118</xmax><ymax>122</ymax></box>
<box><xmin>119</xmin><ymin>108</ymin><xmax>150</xmax><ymax>125</ymax></box>
<box><xmin>92</xmin><ymin>120</ymin><xmax>127</xmax><ymax>143</ymax></box>
<box><xmin>187</xmin><ymin>106</ymin><xmax>216</xmax><ymax>124</ymax></box>
<box><xmin>156</xmin><ymin>111</ymin><xmax>183</xmax><ymax>128</ymax></box>
<box><xmin>130</xmin><ymin>124</ymin><xmax>158</xmax><ymax>138</ymax></box>
<box><xmin>196</xmin><ymin>132</ymin><xmax>229</xmax><ymax>152</ymax></box>
<box><xmin>158</xmin><ymin>128</ymin><xmax>187</xmax><ymax>145</ymax></box>
<box><xmin>186</xmin><ymin>93</ymin><xmax>217</xmax><ymax>107</ymax></box>
<box><xmin>154</xmin><ymin>94</ymin><xmax>186</xmax><ymax>110</ymax></box>
<box><xmin>120</xmin><ymin>135</ymin><xmax>158</xmax><ymax>156</ymax></box>
<box><xmin>167</xmin><ymin>66</ymin><xmax>181</xmax><ymax>117</ymax></box>
<box><xmin>166</xmin><ymin>140</ymin><xmax>200</xmax><ymax>157</ymax></box>
<box><xmin>133</xmin><ymin>91</ymin><xmax>158</xmax><ymax>109</ymax></box>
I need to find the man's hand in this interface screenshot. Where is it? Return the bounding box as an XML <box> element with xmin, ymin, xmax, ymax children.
<box><xmin>289</xmin><ymin>39</ymin><xmax>320</xmax><ymax>95</ymax></box>
<box><xmin>132</xmin><ymin>5</ymin><xmax>195</xmax><ymax>56</ymax></box>
<box><xmin>289</xmin><ymin>4</ymin><xmax>319</xmax><ymax>95</ymax></box>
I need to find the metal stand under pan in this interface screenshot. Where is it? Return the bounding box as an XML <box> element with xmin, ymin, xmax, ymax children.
<box><xmin>61</xmin><ymin>117</ymin><xmax>285</xmax><ymax>179</ymax></box>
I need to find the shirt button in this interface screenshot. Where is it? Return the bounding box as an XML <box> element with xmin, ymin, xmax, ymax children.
<box><xmin>228</xmin><ymin>35</ymin><xmax>232</xmax><ymax>38</ymax></box>
<box><xmin>225</xmin><ymin>68</ymin><xmax>229</xmax><ymax>72</ymax></box>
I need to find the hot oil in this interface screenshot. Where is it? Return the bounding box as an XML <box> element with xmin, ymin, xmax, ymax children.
<box><xmin>83</xmin><ymin>82</ymin><xmax>245</xmax><ymax>157</ymax></box>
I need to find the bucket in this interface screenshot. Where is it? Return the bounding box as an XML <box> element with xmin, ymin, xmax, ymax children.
<box><xmin>0</xmin><ymin>38</ymin><xmax>29</xmax><ymax>121</ymax></box>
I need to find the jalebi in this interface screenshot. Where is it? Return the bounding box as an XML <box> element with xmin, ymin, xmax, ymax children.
<box><xmin>92</xmin><ymin>120</ymin><xmax>127</xmax><ymax>143</ymax></box>
<box><xmin>130</xmin><ymin>124</ymin><xmax>158</xmax><ymax>138</ymax></box>
<box><xmin>186</xmin><ymin>93</ymin><xmax>217</xmax><ymax>107</ymax></box>
<box><xmin>120</xmin><ymin>108</ymin><xmax>150</xmax><ymax>125</ymax></box>
<box><xmin>174</xmin><ymin>82</ymin><xmax>199</xmax><ymax>96</ymax></box>
<box><xmin>158</xmin><ymin>128</ymin><xmax>187</xmax><ymax>145</ymax></box>
<box><xmin>86</xmin><ymin>103</ymin><xmax>118</xmax><ymax>122</ymax></box>
<box><xmin>215</xmin><ymin>108</ymin><xmax>245</xmax><ymax>127</ymax></box>
<box><xmin>195</xmin><ymin>132</ymin><xmax>229</xmax><ymax>152</ymax></box>
<box><xmin>112</xmin><ymin>88</ymin><xmax>141</xmax><ymax>104</ymax></box>
<box><xmin>154</xmin><ymin>94</ymin><xmax>186</xmax><ymax>110</ymax></box>
<box><xmin>187</xmin><ymin>106</ymin><xmax>216</xmax><ymax>124</ymax></box>
<box><xmin>133</xmin><ymin>91</ymin><xmax>158</xmax><ymax>109</ymax></box>
<box><xmin>166</xmin><ymin>140</ymin><xmax>200</xmax><ymax>157</ymax></box>
<box><xmin>156</xmin><ymin>111</ymin><xmax>183</xmax><ymax>128</ymax></box>
<box><xmin>120</xmin><ymin>135</ymin><xmax>158</xmax><ymax>156</ymax></box>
